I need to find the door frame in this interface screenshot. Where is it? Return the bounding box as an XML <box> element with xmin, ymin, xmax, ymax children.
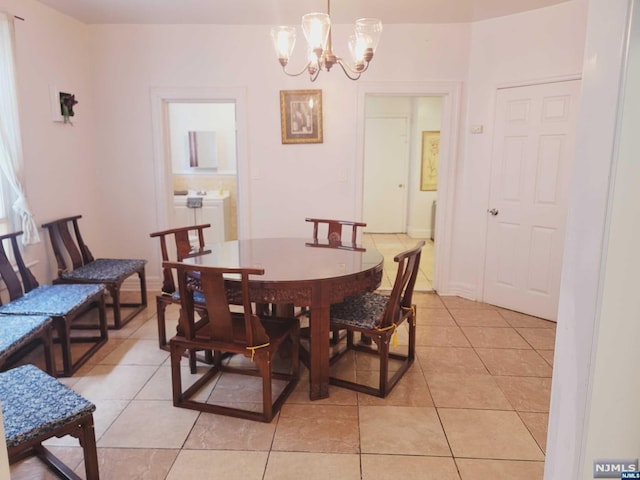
<box><xmin>355</xmin><ymin>82</ymin><xmax>462</xmax><ymax>292</ymax></box>
<box><xmin>150</xmin><ymin>86</ymin><xmax>250</xmax><ymax>240</ymax></box>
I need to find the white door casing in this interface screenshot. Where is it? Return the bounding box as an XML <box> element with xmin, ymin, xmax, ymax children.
<box><xmin>363</xmin><ymin>116</ymin><xmax>410</xmax><ymax>233</ymax></box>
<box><xmin>483</xmin><ymin>80</ymin><xmax>581</xmax><ymax>321</ymax></box>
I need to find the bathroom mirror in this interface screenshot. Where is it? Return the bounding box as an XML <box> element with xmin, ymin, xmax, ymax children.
<box><xmin>188</xmin><ymin>131</ymin><xmax>217</xmax><ymax>169</ymax></box>
<box><xmin>168</xmin><ymin>102</ymin><xmax>237</xmax><ymax>174</ymax></box>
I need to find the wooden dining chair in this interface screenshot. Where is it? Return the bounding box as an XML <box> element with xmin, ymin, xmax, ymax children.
<box><xmin>305</xmin><ymin>217</ymin><xmax>367</xmax><ymax>245</ymax></box>
<box><xmin>303</xmin><ymin>217</ymin><xmax>368</xmax><ymax>344</ymax></box>
<box><xmin>149</xmin><ymin>224</ymin><xmax>211</xmax><ymax>350</ymax></box>
<box><xmin>0</xmin><ymin>231</ymin><xmax>107</xmax><ymax>377</ymax></box>
<box><xmin>328</xmin><ymin>241</ymin><xmax>425</xmax><ymax>397</ymax></box>
<box><xmin>41</xmin><ymin>215</ymin><xmax>147</xmax><ymax>329</ymax></box>
<box><xmin>166</xmin><ymin>261</ymin><xmax>299</xmax><ymax>422</ymax></box>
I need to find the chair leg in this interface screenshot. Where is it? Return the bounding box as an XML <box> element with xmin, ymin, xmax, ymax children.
<box><xmin>157</xmin><ymin>297</ymin><xmax>169</xmax><ymax>349</ymax></box>
<box><xmin>80</xmin><ymin>414</ymin><xmax>100</xmax><ymax>480</ymax></box>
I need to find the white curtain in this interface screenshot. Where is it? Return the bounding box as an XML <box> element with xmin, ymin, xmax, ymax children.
<box><xmin>0</xmin><ymin>12</ymin><xmax>39</xmax><ymax>244</ymax></box>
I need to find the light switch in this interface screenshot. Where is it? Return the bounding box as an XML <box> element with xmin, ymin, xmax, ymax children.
<box><xmin>470</xmin><ymin>125</ymin><xmax>484</xmax><ymax>134</ymax></box>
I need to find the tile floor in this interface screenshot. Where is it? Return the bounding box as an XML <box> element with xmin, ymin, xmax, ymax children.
<box><xmin>10</xmin><ymin>288</ymin><xmax>555</xmax><ymax>480</ymax></box>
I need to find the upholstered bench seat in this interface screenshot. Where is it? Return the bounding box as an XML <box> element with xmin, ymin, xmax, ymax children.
<box><xmin>60</xmin><ymin>258</ymin><xmax>146</xmax><ymax>283</ymax></box>
<box><xmin>0</xmin><ymin>315</ymin><xmax>54</xmax><ymax>375</ymax></box>
<box><xmin>0</xmin><ymin>364</ymin><xmax>99</xmax><ymax>479</ymax></box>
<box><xmin>0</xmin><ymin>284</ymin><xmax>106</xmax><ymax>316</ymax></box>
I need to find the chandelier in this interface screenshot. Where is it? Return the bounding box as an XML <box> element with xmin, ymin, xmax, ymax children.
<box><xmin>270</xmin><ymin>0</ymin><xmax>382</xmax><ymax>81</ymax></box>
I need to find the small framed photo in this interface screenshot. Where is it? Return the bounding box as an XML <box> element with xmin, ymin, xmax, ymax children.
<box><xmin>279</xmin><ymin>89</ymin><xmax>323</xmax><ymax>144</ymax></box>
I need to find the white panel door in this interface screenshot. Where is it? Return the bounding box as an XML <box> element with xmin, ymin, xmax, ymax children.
<box><xmin>484</xmin><ymin>80</ymin><xmax>580</xmax><ymax>321</ymax></box>
<box><xmin>363</xmin><ymin>117</ymin><xmax>409</xmax><ymax>233</ymax></box>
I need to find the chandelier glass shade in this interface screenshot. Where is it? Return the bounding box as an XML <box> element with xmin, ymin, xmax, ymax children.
<box><xmin>270</xmin><ymin>1</ymin><xmax>382</xmax><ymax>81</ymax></box>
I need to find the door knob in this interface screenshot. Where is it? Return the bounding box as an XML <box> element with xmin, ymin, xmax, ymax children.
<box><xmin>488</xmin><ymin>208</ymin><xmax>499</xmax><ymax>216</ymax></box>
<box><xmin>398</xmin><ymin>184</ymin><xmax>404</xmax><ymax>188</ymax></box>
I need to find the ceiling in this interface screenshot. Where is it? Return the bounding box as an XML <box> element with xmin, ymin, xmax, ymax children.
<box><xmin>35</xmin><ymin>0</ymin><xmax>573</xmax><ymax>25</ymax></box>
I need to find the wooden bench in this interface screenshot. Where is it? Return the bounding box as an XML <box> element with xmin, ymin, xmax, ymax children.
<box><xmin>0</xmin><ymin>315</ymin><xmax>55</xmax><ymax>375</ymax></box>
<box><xmin>1</xmin><ymin>364</ymin><xmax>99</xmax><ymax>479</ymax></box>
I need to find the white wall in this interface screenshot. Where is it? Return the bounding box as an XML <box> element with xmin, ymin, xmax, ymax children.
<box><xmin>0</xmin><ymin>0</ymin><xmax>587</xmax><ymax>295</ymax></box>
<box><xmin>0</xmin><ymin>0</ymin><xmax>99</xmax><ymax>283</ymax></box>
<box><xmin>452</xmin><ymin>0</ymin><xmax>588</xmax><ymax>298</ymax></box>
<box><xmin>545</xmin><ymin>0</ymin><xmax>640</xmax><ymax>478</ymax></box>
<box><xmin>87</xmin><ymin>22</ymin><xmax>470</xmax><ymax>287</ymax></box>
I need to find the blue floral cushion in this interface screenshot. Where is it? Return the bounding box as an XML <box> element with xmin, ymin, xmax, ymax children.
<box><xmin>0</xmin><ymin>284</ymin><xmax>105</xmax><ymax>317</ymax></box>
<box><xmin>60</xmin><ymin>258</ymin><xmax>146</xmax><ymax>283</ymax></box>
<box><xmin>0</xmin><ymin>364</ymin><xmax>95</xmax><ymax>447</ymax></box>
<box><xmin>0</xmin><ymin>315</ymin><xmax>52</xmax><ymax>364</ymax></box>
<box><xmin>330</xmin><ymin>292</ymin><xmax>390</xmax><ymax>329</ymax></box>
<box><xmin>170</xmin><ymin>290</ymin><xmax>206</xmax><ymax>304</ymax></box>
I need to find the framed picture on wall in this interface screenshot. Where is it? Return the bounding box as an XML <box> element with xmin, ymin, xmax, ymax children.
<box><xmin>279</xmin><ymin>89</ymin><xmax>323</xmax><ymax>144</ymax></box>
<box><xmin>420</xmin><ymin>130</ymin><xmax>440</xmax><ymax>191</ymax></box>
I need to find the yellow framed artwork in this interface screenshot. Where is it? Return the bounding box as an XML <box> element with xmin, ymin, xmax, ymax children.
<box><xmin>420</xmin><ymin>130</ymin><xmax>440</xmax><ymax>191</ymax></box>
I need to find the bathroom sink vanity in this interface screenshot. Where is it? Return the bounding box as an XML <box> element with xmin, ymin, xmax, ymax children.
<box><xmin>173</xmin><ymin>191</ymin><xmax>231</xmax><ymax>245</ymax></box>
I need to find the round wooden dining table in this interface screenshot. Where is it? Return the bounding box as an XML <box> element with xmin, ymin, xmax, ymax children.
<box><xmin>184</xmin><ymin>237</ymin><xmax>384</xmax><ymax>400</ymax></box>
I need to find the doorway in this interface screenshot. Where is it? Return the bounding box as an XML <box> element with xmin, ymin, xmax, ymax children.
<box><xmin>360</xmin><ymin>89</ymin><xmax>453</xmax><ymax>292</ymax></box>
<box><xmin>150</xmin><ymin>87</ymin><xmax>250</xmax><ymax>242</ymax></box>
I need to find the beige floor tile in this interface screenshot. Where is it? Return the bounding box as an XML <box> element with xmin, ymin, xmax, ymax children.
<box><xmin>494</xmin><ymin>376</ymin><xmax>552</xmax><ymax>412</ymax></box>
<box><xmin>439</xmin><ymin>408</ymin><xmax>544</xmax><ymax>460</ymax></box>
<box><xmin>287</xmin><ymin>369</ymin><xmax>358</xmax><ymax>405</ymax></box>
<box><xmin>456</xmin><ymin>458</ymin><xmax>545</xmax><ymax>479</ymax></box>
<box><xmin>184</xmin><ymin>411</ymin><xmax>277</xmax><ymax>450</ymax></box>
<box><xmin>360</xmin><ymin>406</ymin><xmax>450</xmax><ymax>456</ymax></box>
<box><xmin>265</xmin><ymin>452</ymin><xmax>361</xmax><ymax>480</ymax></box>
<box><xmin>129</xmin><ymin>316</ymin><xmax>164</xmax><ymax>340</ymax></box>
<box><xmin>497</xmin><ymin>308</ymin><xmax>556</xmax><ymax>329</ymax></box>
<box><xmin>362</xmin><ymin>455</ymin><xmax>460</xmax><ymax>480</ymax></box>
<box><xmin>96</xmin><ymin>448</ymin><xmax>179</xmax><ymax>479</ymax></box>
<box><xmin>167</xmin><ymin>450</ymin><xmax>268</xmax><ymax>479</ymax></box>
<box><xmin>426</xmin><ymin>373</ymin><xmax>512</xmax><ymax>410</ymax></box>
<box><xmin>98</xmin><ymin>338</ymin><xmax>170</xmax><ymax>365</ymax></box>
<box><xmin>75</xmin><ymin>338</ymin><xmax>127</xmax><ymax>371</ymax></box>
<box><xmin>416</xmin><ymin>325</ymin><xmax>471</xmax><ymax>347</ymax></box>
<box><xmin>355</xmin><ymin>369</ymin><xmax>434</xmax><ymax>407</ymax></box>
<box><xmin>475</xmin><ymin>349</ymin><xmax>553</xmax><ymax>377</ymax></box>
<box><xmin>448</xmin><ymin>308</ymin><xmax>510</xmax><ymax>327</ymax></box>
<box><xmin>209</xmin><ymin>371</ymin><xmax>289</xmax><ymax>404</ymax></box>
<box><xmin>461</xmin><ymin>326</ymin><xmax>531</xmax><ymax>349</ymax></box>
<box><xmin>417</xmin><ymin>308</ymin><xmax>457</xmax><ymax>326</ymax></box>
<box><xmin>441</xmin><ymin>297</ymin><xmax>495</xmax><ymax>310</ymax></box>
<box><xmin>416</xmin><ymin>346</ymin><xmax>489</xmax><ymax>375</ymax></box>
<box><xmin>10</xmin><ymin>446</ymin><xmax>84</xmax><ymax>479</ymax></box>
<box><xmin>135</xmin><ymin>364</ymin><xmax>213</xmax><ymax>401</ymax></box>
<box><xmin>45</xmin><ymin>398</ymin><xmax>130</xmax><ymax>447</ymax></box>
<box><xmin>537</xmin><ymin>349</ymin><xmax>554</xmax><ymax>366</ymax></box>
<box><xmin>414</xmin><ymin>292</ymin><xmax>446</xmax><ymax>309</ymax></box>
<box><xmin>98</xmin><ymin>399</ymin><xmax>200</xmax><ymax>448</ymax></box>
<box><xmin>71</xmin><ymin>364</ymin><xmax>160</xmax><ymax>400</ymax></box>
<box><xmin>272</xmin><ymin>404</ymin><xmax>360</xmax><ymax>453</ymax></box>
<box><xmin>519</xmin><ymin>412</ymin><xmax>550</xmax><ymax>452</ymax></box>
<box><xmin>516</xmin><ymin>328</ymin><xmax>557</xmax><ymax>349</ymax></box>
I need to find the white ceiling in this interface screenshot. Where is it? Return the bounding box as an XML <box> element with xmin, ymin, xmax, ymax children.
<box><xmin>35</xmin><ymin>0</ymin><xmax>572</xmax><ymax>25</ymax></box>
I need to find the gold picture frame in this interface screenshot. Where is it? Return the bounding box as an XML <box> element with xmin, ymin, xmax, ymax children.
<box><xmin>280</xmin><ymin>89</ymin><xmax>323</xmax><ymax>144</ymax></box>
<box><xmin>420</xmin><ymin>130</ymin><xmax>440</xmax><ymax>191</ymax></box>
